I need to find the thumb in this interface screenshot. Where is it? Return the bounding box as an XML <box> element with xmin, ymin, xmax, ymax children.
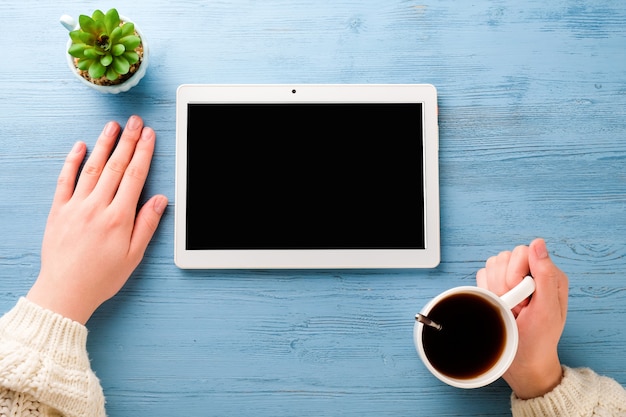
<box><xmin>528</xmin><ymin>238</ymin><xmax>568</xmax><ymax>320</ymax></box>
<box><xmin>528</xmin><ymin>238</ymin><xmax>557</xmax><ymax>280</ymax></box>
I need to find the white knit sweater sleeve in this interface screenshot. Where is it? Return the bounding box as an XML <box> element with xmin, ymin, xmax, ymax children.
<box><xmin>0</xmin><ymin>297</ymin><xmax>106</xmax><ymax>417</ymax></box>
<box><xmin>511</xmin><ymin>365</ymin><xmax>626</xmax><ymax>417</ymax></box>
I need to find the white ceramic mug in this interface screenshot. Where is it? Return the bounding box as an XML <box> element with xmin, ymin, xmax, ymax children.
<box><xmin>413</xmin><ymin>275</ymin><xmax>535</xmax><ymax>389</ymax></box>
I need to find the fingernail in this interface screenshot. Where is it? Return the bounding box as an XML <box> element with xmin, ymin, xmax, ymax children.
<box><xmin>104</xmin><ymin>121</ymin><xmax>119</xmax><ymax>136</ymax></box>
<box><xmin>534</xmin><ymin>239</ymin><xmax>549</xmax><ymax>259</ymax></box>
<box><xmin>128</xmin><ymin>115</ymin><xmax>142</xmax><ymax>130</ymax></box>
<box><xmin>141</xmin><ymin>127</ymin><xmax>155</xmax><ymax>141</ymax></box>
<box><xmin>72</xmin><ymin>141</ymin><xmax>84</xmax><ymax>153</ymax></box>
<box><xmin>153</xmin><ymin>196</ymin><xmax>168</xmax><ymax>215</ymax></box>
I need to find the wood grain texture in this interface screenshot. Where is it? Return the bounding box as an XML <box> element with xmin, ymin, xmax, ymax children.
<box><xmin>1</xmin><ymin>0</ymin><xmax>625</xmax><ymax>415</ymax></box>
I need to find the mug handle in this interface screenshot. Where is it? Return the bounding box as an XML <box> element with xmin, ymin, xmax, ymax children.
<box><xmin>60</xmin><ymin>15</ymin><xmax>77</xmax><ymax>31</ymax></box>
<box><xmin>500</xmin><ymin>275</ymin><xmax>535</xmax><ymax>310</ymax></box>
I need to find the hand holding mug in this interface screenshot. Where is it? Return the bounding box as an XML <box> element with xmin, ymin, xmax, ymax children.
<box><xmin>414</xmin><ymin>238</ymin><xmax>568</xmax><ymax>398</ymax></box>
<box><xmin>476</xmin><ymin>238</ymin><xmax>568</xmax><ymax>399</ymax></box>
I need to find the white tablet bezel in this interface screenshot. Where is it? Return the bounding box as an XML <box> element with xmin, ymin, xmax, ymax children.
<box><xmin>175</xmin><ymin>84</ymin><xmax>440</xmax><ymax>269</ymax></box>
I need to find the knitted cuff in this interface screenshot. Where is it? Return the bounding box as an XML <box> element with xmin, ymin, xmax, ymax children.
<box><xmin>0</xmin><ymin>297</ymin><xmax>90</xmax><ymax>367</ymax></box>
<box><xmin>0</xmin><ymin>297</ymin><xmax>105</xmax><ymax>417</ymax></box>
<box><xmin>510</xmin><ymin>366</ymin><xmax>598</xmax><ymax>417</ymax></box>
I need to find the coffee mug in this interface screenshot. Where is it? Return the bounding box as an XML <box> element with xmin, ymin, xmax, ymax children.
<box><xmin>413</xmin><ymin>275</ymin><xmax>535</xmax><ymax>389</ymax></box>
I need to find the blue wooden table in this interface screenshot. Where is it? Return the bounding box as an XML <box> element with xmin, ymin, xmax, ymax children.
<box><xmin>1</xmin><ymin>1</ymin><xmax>625</xmax><ymax>415</ymax></box>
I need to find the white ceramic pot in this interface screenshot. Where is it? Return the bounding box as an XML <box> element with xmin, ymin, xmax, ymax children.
<box><xmin>60</xmin><ymin>14</ymin><xmax>149</xmax><ymax>94</ymax></box>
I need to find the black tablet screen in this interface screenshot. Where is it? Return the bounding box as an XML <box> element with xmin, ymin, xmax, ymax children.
<box><xmin>186</xmin><ymin>103</ymin><xmax>425</xmax><ymax>250</ymax></box>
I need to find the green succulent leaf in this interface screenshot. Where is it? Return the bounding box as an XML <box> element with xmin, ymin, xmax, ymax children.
<box><xmin>88</xmin><ymin>60</ymin><xmax>106</xmax><ymax>79</ymax></box>
<box><xmin>83</xmin><ymin>47</ymin><xmax>103</xmax><ymax>59</ymax></box>
<box><xmin>120</xmin><ymin>35</ymin><xmax>141</xmax><ymax>51</ymax></box>
<box><xmin>109</xmin><ymin>26</ymin><xmax>123</xmax><ymax>43</ymax></box>
<box><xmin>100</xmin><ymin>54</ymin><xmax>113</xmax><ymax>67</ymax></box>
<box><xmin>106</xmin><ymin>67</ymin><xmax>120</xmax><ymax>81</ymax></box>
<box><xmin>78</xmin><ymin>15</ymin><xmax>98</xmax><ymax>36</ymax></box>
<box><xmin>69</xmin><ymin>30</ymin><xmax>80</xmax><ymax>41</ymax></box>
<box><xmin>110</xmin><ymin>44</ymin><xmax>125</xmax><ymax>56</ymax></box>
<box><xmin>90</xmin><ymin>10</ymin><xmax>107</xmax><ymax>35</ymax></box>
<box><xmin>123</xmin><ymin>51</ymin><xmax>139</xmax><ymax>65</ymax></box>
<box><xmin>76</xmin><ymin>58</ymin><xmax>92</xmax><ymax>71</ymax></box>
<box><xmin>104</xmin><ymin>9</ymin><xmax>121</xmax><ymax>34</ymax></box>
<box><xmin>78</xmin><ymin>31</ymin><xmax>96</xmax><ymax>44</ymax></box>
<box><xmin>69</xmin><ymin>30</ymin><xmax>94</xmax><ymax>44</ymax></box>
<box><xmin>121</xmin><ymin>22</ymin><xmax>135</xmax><ymax>37</ymax></box>
<box><xmin>92</xmin><ymin>9</ymin><xmax>105</xmax><ymax>21</ymax></box>
<box><xmin>68</xmin><ymin>43</ymin><xmax>87</xmax><ymax>58</ymax></box>
<box><xmin>96</xmin><ymin>21</ymin><xmax>107</xmax><ymax>36</ymax></box>
<box><xmin>112</xmin><ymin>55</ymin><xmax>130</xmax><ymax>75</ymax></box>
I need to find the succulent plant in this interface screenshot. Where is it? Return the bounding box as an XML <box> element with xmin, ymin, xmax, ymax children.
<box><xmin>67</xmin><ymin>8</ymin><xmax>142</xmax><ymax>83</ymax></box>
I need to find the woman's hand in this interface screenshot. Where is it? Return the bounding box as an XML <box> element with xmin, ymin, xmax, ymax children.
<box><xmin>27</xmin><ymin>115</ymin><xmax>168</xmax><ymax>325</ymax></box>
<box><xmin>476</xmin><ymin>238</ymin><xmax>568</xmax><ymax>399</ymax></box>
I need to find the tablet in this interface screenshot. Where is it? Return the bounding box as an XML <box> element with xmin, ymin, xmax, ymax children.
<box><xmin>175</xmin><ymin>84</ymin><xmax>440</xmax><ymax>269</ymax></box>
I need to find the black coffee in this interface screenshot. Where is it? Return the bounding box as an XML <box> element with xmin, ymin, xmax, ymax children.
<box><xmin>422</xmin><ymin>293</ymin><xmax>506</xmax><ymax>380</ymax></box>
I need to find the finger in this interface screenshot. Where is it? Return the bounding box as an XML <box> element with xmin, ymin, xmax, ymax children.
<box><xmin>505</xmin><ymin>244</ymin><xmax>532</xmax><ymax>312</ymax></box>
<box><xmin>128</xmin><ymin>194</ymin><xmax>168</xmax><ymax>262</ymax></box>
<box><xmin>482</xmin><ymin>255</ymin><xmax>499</xmax><ymax>291</ymax></box>
<box><xmin>73</xmin><ymin>121</ymin><xmax>120</xmax><ymax>199</ymax></box>
<box><xmin>112</xmin><ymin>126</ymin><xmax>156</xmax><ymax>209</ymax></box>
<box><xmin>93</xmin><ymin>115</ymin><xmax>145</xmax><ymax>202</ymax></box>
<box><xmin>506</xmin><ymin>245</ymin><xmax>531</xmax><ymax>289</ymax></box>
<box><xmin>52</xmin><ymin>141</ymin><xmax>87</xmax><ymax>206</ymax></box>
<box><xmin>487</xmin><ymin>251</ymin><xmax>512</xmax><ymax>296</ymax></box>
<box><xmin>476</xmin><ymin>267</ymin><xmax>487</xmax><ymax>288</ymax></box>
